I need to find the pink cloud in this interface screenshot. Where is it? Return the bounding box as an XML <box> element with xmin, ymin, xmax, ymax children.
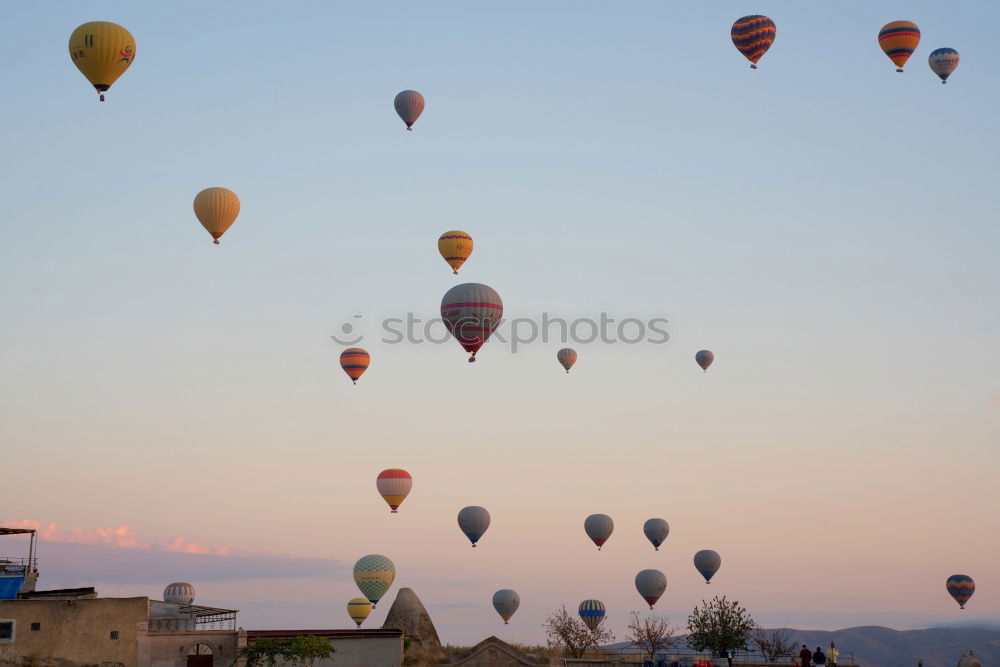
<box><xmin>3</xmin><ymin>518</ymin><xmax>233</xmax><ymax>556</ymax></box>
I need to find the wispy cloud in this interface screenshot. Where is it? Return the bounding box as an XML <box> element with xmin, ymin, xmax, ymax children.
<box><xmin>1</xmin><ymin>518</ymin><xmax>346</xmax><ymax>586</ymax></box>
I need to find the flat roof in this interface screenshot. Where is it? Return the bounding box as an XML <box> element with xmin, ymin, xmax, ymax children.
<box><xmin>0</xmin><ymin>528</ymin><xmax>36</xmax><ymax>536</ymax></box>
<box><xmin>176</xmin><ymin>603</ymin><xmax>239</xmax><ymax>618</ymax></box>
<box><xmin>247</xmin><ymin>629</ymin><xmax>403</xmax><ymax>640</ymax></box>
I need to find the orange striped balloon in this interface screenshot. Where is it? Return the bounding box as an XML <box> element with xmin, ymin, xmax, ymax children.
<box><xmin>340</xmin><ymin>348</ymin><xmax>370</xmax><ymax>385</ymax></box>
<box><xmin>878</xmin><ymin>21</ymin><xmax>920</xmax><ymax>72</ymax></box>
<box><xmin>376</xmin><ymin>469</ymin><xmax>412</xmax><ymax>513</ymax></box>
<box><xmin>438</xmin><ymin>231</ymin><xmax>474</xmax><ymax>274</ymax></box>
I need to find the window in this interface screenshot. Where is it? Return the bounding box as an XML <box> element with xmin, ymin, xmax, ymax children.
<box><xmin>0</xmin><ymin>621</ymin><xmax>13</xmax><ymax>641</ymax></box>
<box><xmin>110</xmin><ymin>630</ymin><xmax>119</xmax><ymax>640</ymax></box>
<box><xmin>30</xmin><ymin>623</ymin><xmax>40</xmax><ymax>631</ymax></box>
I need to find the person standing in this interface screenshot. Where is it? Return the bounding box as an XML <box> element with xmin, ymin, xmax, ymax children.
<box><xmin>828</xmin><ymin>642</ymin><xmax>839</xmax><ymax>667</ymax></box>
<box><xmin>814</xmin><ymin>646</ymin><xmax>827</xmax><ymax>666</ymax></box>
<box><xmin>726</xmin><ymin>649</ymin><xmax>734</xmax><ymax>667</ymax></box>
<box><xmin>799</xmin><ymin>645</ymin><xmax>812</xmax><ymax>667</ymax></box>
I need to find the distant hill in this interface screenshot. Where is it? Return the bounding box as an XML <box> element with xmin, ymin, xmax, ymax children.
<box><xmin>775</xmin><ymin>625</ymin><xmax>1000</xmax><ymax>667</ymax></box>
<box><xmin>606</xmin><ymin>626</ymin><xmax>1000</xmax><ymax>667</ymax></box>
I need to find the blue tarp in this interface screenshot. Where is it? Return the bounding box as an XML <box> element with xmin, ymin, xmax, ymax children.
<box><xmin>0</xmin><ymin>576</ymin><xmax>24</xmax><ymax>599</ymax></box>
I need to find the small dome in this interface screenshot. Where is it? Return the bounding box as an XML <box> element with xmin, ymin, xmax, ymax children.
<box><xmin>163</xmin><ymin>582</ymin><xmax>195</xmax><ymax>605</ymax></box>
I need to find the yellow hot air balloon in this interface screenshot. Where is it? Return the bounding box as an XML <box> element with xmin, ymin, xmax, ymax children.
<box><xmin>347</xmin><ymin>597</ymin><xmax>372</xmax><ymax>627</ymax></box>
<box><xmin>68</xmin><ymin>22</ymin><xmax>136</xmax><ymax>101</ymax></box>
<box><xmin>438</xmin><ymin>231</ymin><xmax>473</xmax><ymax>274</ymax></box>
<box><xmin>193</xmin><ymin>187</ymin><xmax>241</xmax><ymax>245</ymax></box>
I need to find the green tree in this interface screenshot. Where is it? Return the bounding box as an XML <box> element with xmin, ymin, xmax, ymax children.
<box><xmin>686</xmin><ymin>596</ymin><xmax>756</xmax><ymax>657</ymax></box>
<box><xmin>235</xmin><ymin>635</ymin><xmax>337</xmax><ymax>667</ymax></box>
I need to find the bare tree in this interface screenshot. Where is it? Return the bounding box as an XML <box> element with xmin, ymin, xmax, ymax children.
<box><xmin>543</xmin><ymin>605</ymin><xmax>616</xmax><ymax>659</ymax></box>
<box><xmin>752</xmin><ymin>628</ymin><xmax>796</xmax><ymax>662</ymax></box>
<box><xmin>626</xmin><ymin>611</ymin><xmax>679</xmax><ymax>660</ymax></box>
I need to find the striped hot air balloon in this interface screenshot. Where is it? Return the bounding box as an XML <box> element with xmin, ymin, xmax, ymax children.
<box><xmin>584</xmin><ymin>514</ymin><xmax>614</xmax><ymax>550</ymax></box>
<box><xmin>578</xmin><ymin>599</ymin><xmax>606</xmax><ymax>631</ymax></box>
<box><xmin>353</xmin><ymin>554</ymin><xmax>395</xmax><ymax>609</ymax></box>
<box><xmin>394</xmin><ymin>90</ymin><xmax>425</xmax><ymax>130</ymax></box>
<box><xmin>731</xmin><ymin>15</ymin><xmax>777</xmax><ymax>69</ymax></box>
<box><xmin>696</xmin><ymin>350</ymin><xmax>714</xmax><ymax>372</ymax></box>
<box><xmin>438</xmin><ymin>231</ymin><xmax>474</xmax><ymax>274</ymax></box>
<box><xmin>340</xmin><ymin>348</ymin><xmax>370</xmax><ymax>385</ymax></box>
<box><xmin>635</xmin><ymin>569</ymin><xmax>667</xmax><ymax>610</ymax></box>
<box><xmin>492</xmin><ymin>589</ymin><xmax>520</xmax><ymax>624</ymax></box>
<box><xmin>557</xmin><ymin>348</ymin><xmax>578</xmax><ymax>373</ymax></box>
<box><xmin>643</xmin><ymin>518</ymin><xmax>670</xmax><ymax>551</ymax></box>
<box><xmin>163</xmin><ymin>582</ymin><xmax>195</xmax><ymax>605</ymax></box>
<box><xmin>879</xmin><ymin>21</ymin><xmax>921</xmax><ymax>72</ymax></box>
<box><xmin>376</xmin><ymin>469</ymin><xmax>412</xmax><ymax>513</ymax></box>
<box><xmin>946</xmin><ymin>574</ymin><xmax>975</xmax><ymax>609</ymax></box>
<box><xmin>929</xmin><ymin>48</ymin><xmax>960</xmax><ymax>83</ymax></box>
<box><xmin>440</xmin><ymin>283</ymin><xmax>503</xmax><ymax>362</ymax></box>
<box><xmin>694</xmin><ymin>550</ymin><xmax>722</xmax><ymax>583</ymax></box>
<box><xmin>457</xmin><ymin>506</ymin><xmax>491</xmax><ymax>547</ymax></box>
<box><xmin>347</xmin><ymin>597</ymin><xmax>372</xmax><ymax>627</ymax></box>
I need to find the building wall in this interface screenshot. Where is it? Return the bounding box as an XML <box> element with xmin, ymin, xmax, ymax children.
<box><xmin>246</xmin><ymin>634</ymin><xmax>403</xmax><ymax>667</ymax></box>
<box><xmin>137</xmin><ymin>626</ymin><xmax>241</xmax><ymax>667</ymax></box>
<box><xmin>0</xmin><ymin>596</ymin><xmax>149</xmax><ymax>665</ymax></box>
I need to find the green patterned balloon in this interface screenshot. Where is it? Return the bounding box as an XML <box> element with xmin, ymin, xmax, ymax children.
<box><xmin>353</xmin><ymin>554</ymin><xmax>395</xmax><ymax>608</ymax></box>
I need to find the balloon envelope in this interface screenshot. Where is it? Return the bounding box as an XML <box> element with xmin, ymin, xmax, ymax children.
<box><xmin>340</xmin><ymin>348</ymin><xmax>370</xmax><ymax>385</ymax></box>
<box><xmin>694</xmin><ymin>550</ymin><xmax>722</xmax><ymax>583</ymax></box>
<box><xmin>929</xmin><ymin>48</ymin><xmax>960</xmax><ymax>83</ymax></box>
<box><xmin>578</xmin><ymin>599</ymin><xmax>606</xmax><ymax>631</ymax></box>
<box><xmin>696</xmin><ymin>350</ymin><xmax>714</xmax><ymax>371</ymax></box>
<box><xmin>394</xmin><ymin>90</ymin><xmax>425</xmax><ymax>129</ymax></box>
<box><xmin>557</xmin><ymin>348</ymin><xmax>578</xmax><ymax>372</ymax></box>
<box><xmin>163</xmin><ymin>582</ymin><xmax>195</xmax><ymax>605</ymax></box>
<box><xmin>353</xmin><ymin>554</ymin><xmax>395</xmax><ymax>608</ymax></box>
<box><xmin>879</xmin><ymin>21</ymin><xmax>921</xmax><ymax>71</ymax></box>
<box><xmin>193</xmin><ymin>187</ymin><xmax>240</xmax><ymax>244</ymax></box>
<box><xmin>438</xmin><ymin>231</ymin><xmax>474</xmax><ymax>274</ymax></box>
<box><xmin>457</xmin><ymin>506</ymin><xmax>491</xmax><ymax>547</ymax></box>
<box><xmin>584</xmin><ymin>514</ymin><xmax>614</xmax><ymax>550</ymax></box>
<box><xmin>492</xmin><ymin>589</ymin><xmax>520</xmax><ymax>624</ymax></box>
<box><xmin>946</xmin><ymin>574</ymin><xmax>975</xmax><ymax>609</ymax></box>
<box><xmin>68</xmin><ymin>21</ymin><xmax>136</xmax><ymax>100</ymax></box>
<box><xmin>731</xmin><ymin>15</ymin><xmax>776</xmax><ymax>68</ymax></box>
<box><xmin>347</xmin><ymin>597</ymin><xmax>372</xmax><ymax>627</ymax></box>
<box><xmin>643</xmin><ymin>518</ymin><xmax>670</xmax><ymax>551</ymax></box>
<box><xmin>635</xmin><ymin>569</ymin><xmax>667</xmax><ymax>609</ymax></box>
<box><xmin>376</xmin><ymin>469</ymin><xmax>412</xmax><ymax>512</ymax></box>
<box><xmin>440</xmin><ymin>283</ymin><xmax>503</xmax><ymax>361</ymax></box>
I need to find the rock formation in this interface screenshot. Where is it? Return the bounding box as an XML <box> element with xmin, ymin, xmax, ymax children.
<box><xmin>381</xmin><ymin>587</ymin><xmax>442</xmax><ymax>654</ymax></box>
<box><xmin>957</xmin><ymin>651</ymin><xmax>982</xmax><ymax>667</ymax></box>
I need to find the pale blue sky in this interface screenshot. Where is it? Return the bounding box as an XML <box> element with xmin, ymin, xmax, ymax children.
<box><xmin>1</xmin><ymin>1</ymin><xmax>998</xmax><ymax>644</ymax></box>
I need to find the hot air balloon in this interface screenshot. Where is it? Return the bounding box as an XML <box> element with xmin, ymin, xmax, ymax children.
<box><xmin>578</xmin><ymin>600</ymin><xmax>606</xmax><ymax>631</ymax></box>
<box><xmin>353</xmin><ymin>554</ymin><xmax>395</xmax><ymax>609</ymax></box>
<box><xmin>643</xmin><ymin>518</ymin><xmax>670</xmax><ymax>551</ymax></box>
<box><xmin>929</xmin><ymin>48</ymin><xmax>960</xmax><ymax>83</ymax></box>
<box><xmin>438</xmin><ymin>231</ymin><xmax>473</xmax><ymax>275</ymax></box>
<box><xmin>68</xmin><ymin>22</ymin><xmax>135</xmax><ymax>101</ymax></box>
<box><xmin>879</xmin><ymin>21</ymin><xmax>921</xmax><ymax>72</ymax></box>
<box><xmin>696</xmin><ymin>350</ymin><xmax>714</xmax><ymax>372</ymax></box>
<box><xmin>694</xmin><ymin>550</ymin><xmax>722</xmax><ymax>583</ymax></box>
<box><xmin>584</xmin><ymin>514</ymin><xmax>614</xmax><ymax>550</ymax></box>
<box><xmin>394</xmin><ymin>90</ymin><xmax>425</xmax><ymax>130</ymax></box>
<box><xmin>635</xmin><ymin>569</ymin><xmax>667</xmax><ymax>610</ymax></box>
<box><xmin>193</xmin><ymin>187</ymin><xmax>240</xmax><ymax>245</ymax></box>
<box><xmin>440</xmin><ymin>283</ymin><xmax>503</xmax><ymax>362</ymax></box>
<box><xmin>347</xmin><ymin>597</ymin><xmax>372</xmax><ymax>627</ymax></box>
<box><xmin>492</xmin><ymin>589</ymin><xmax>520</xmax><ymax>624</ymax></box>
<box><xmin>946</xmin><ymin>574</ymin><xmax>975</xmax><ymax>609</ymax></box>
<box><xmin>163</xmin><ymin>582</ymin><xmax>195</xmax><ymax>605</ymax></box>
<box><xmin>557</xmin><ymin>348</ymin><xmax>578</xmax><ymax>373</ymax></box>
<box><xmin>731</xmin><ymin>15</ymin><xmax>776</xmax><ymax>69</ymax></box>
<box><xmin>340</xmin><ymin>348</ymin><xmax>370</xmax><ymax>385</ymax></box>
<box><xmin>458</xmin><ymin>506</ymin><xmax>491</xmax><ymax>547</ymax></box>
<box><xmin>376</xmin><ymin>469</ymin><xmax>412</xmax><ymax>513</ymax></box>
